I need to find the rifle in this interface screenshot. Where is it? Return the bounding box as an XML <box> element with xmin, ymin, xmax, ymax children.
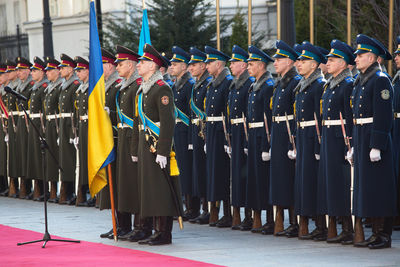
<box><xmin>10</xmin><ymin>112</ymin><xmax>17</xmax><ymax>133</ymax></box>
<box><xmin>221</xmin><ymin>112</ymin><xmax>231</xmax><ymax>150</ymax></box>
<box><xmin>24</xmin><ymin>112</ymin><xmax>29</xmax><ymax>133</ymax></box>
<box><xmin>263</xmin><ymin>112</ymin><xmax>271</xmax><ymax>144</ymax></box>
<box><xmin>284</xmin><ymin>112</ymin><xmax>296</xmax><ymax>152</ymax></box>
<box><xmin>54</xmin><ymin>112</ymin><xmax>59</xmax><ymax>135</ymax></box>
<box><xmin>0</xmin><ymin>110</ymin><xmax>7</xmax><ymax>136</ymax></box>
<box><xmin>39</xmin><ymin>111</ymin><xmax>45</xmax><ymax>133</ymax></box>
<box><xmin>242</xmin><ymin>112</ymin><xmax>248</xmax><ymax>142</ymax></box>
<box><xmin>70</xmin><ymin>111</ymin><xmax>79</xmax><ymax>197</ymax></box>
<box><xmin>339</xmin><ymin>112</ymin><xmax>352</xmax><ymax>153</ymax></box>
<box><xmin>313</xmin><ymin>112</ymin><xmax>321</xmax><ymax>144</ymax></box>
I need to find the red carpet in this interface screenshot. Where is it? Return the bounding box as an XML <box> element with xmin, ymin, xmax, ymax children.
<box><xmin>0</xmin><ymin>225</ymin><xmax>223</xmax><ymax>267</ymax></box>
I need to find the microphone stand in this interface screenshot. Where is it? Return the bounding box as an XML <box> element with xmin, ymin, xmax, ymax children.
<box><xmin>15</xmin><ymin>98</ymin><xmax>80</xmax><ymax>248</ymax></box>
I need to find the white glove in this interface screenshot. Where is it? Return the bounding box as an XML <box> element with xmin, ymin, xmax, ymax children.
<box><xmin>156</xmin><ymin>154</ymin><xmax>167</xmax><ymax>169</ymax></box>
<box><xmin>4</xmin><ymin>134</ymin><xmax>8</xmax><ymax>143</ymax></box>
<box><xmin>244</xmin><ymin>148</ymin><xmax>248</xmax><ymax>155</ymax></box>
<box><xmin>57</xmin><ymin>138</ymin><xmax>59</xmax><ymax>146</ymax></box>
<box><xmin>188</xmin><ymin>144</ymin><xmax>193</xmax><ymax>150</ymax></box>
<box><xmin>261</xmin><ymin>151</ymin><xmax>270</xmax><ymax>161</ymax></box>
<box><xmin>131</xmin><ymin>156</ymin><xmax>138</xmax><ymax>162</ymax></box>
<box><xmin>69</xmin><ymin>138</ymin><xmax>74</xmax><ymax>144</ymax></box>
<box><xmin>204</xmin><ymin>144</ymin><xmax>206</xmax><ymax>154</ymax></box>
<box><xmin>288</xmin><ymin>150</ymin><xmax>296</xmax><ymax>160</ymax></box>
<box><xmin>346</xmin><ymin>147</ymin><xmax>354</xmax><ymax>164</ymax></box>
<box><xmin>104</xmin><ymin>106</ymin><xmax>110</xmax><ymax>115</ymax></box>
<box><xmin>224</xmin><ymin>145</ymin><xmax>232</xmax><ymax>158</ymax></box>
<box><xmin>369</xmin><ymin>148</ymin><xmax>381</xmax><ymax>162</ymax></box>
<box><xmin>315</xmin><ymin>154</ymin><xmax>320</xmax><ymax>160</ymax></box>
<box><xmin>73</xmin><ymin>137</ymin><xmax>79</xmax><ymax>146</ymax></box>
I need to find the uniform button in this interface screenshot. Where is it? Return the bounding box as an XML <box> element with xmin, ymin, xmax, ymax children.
<box><xmin>277</xmin><ymin>105</ymin><xmax>280</xmax><ymax>108</ymax></box>
<box><xmin>252</xmin><ymin>118</ymin><xmax>255</xmax><ymax>121</ymax></box>
<box><xmin>215</xmin><ymin>90</ymin><xmax>217</xmax><ymax>92</ymax></box>
<box><xmin>211</xmin><ymin>105</ymin><xmax>214</xmax><ymax>108</ymax></box>
<box><xmin>301</xmin><ymin>109</ymin><xmax>304</xmax><ymax>112</ymax></box>
<box><xmin>328</xmin><ymin>117</ymin><xmax>330</xmax><ymax>119</ymax></box>
<box><xmin>237</xmin><ymin>92</ymin><xmax>239</xmax><ymax>95</ymax></box>
<box><xmin>360</xmin><ymin>114</ymin><xmax>362</xmax><ymax>117</ymax></box>
<box><xmin>328</xmin><ymin>108</ymin><xmax>330</xmax><ymax>111</ymax></box>
<box><xmin>332</xmin><ymin>91</ymin><xmax>335</xmax><ymax>94</ymax></box>
<box><xmin>282</xmin><ymin>89</ymin><xmax>284</xmax><ymax>92</ymax></box>
<box><xmin>360</xmin><ymin>96</ymin><xmax>362</xmax><ymax>99</ymax></box>
<box><xmin>362</xmin><ymin>87</ymin><xmax>364</xmax><ymax>90</ymax></box>
<box><xmin>302</xmin><ymin>100</ymin><xmax>304</xmax><ymax>103</ymax></box>
<box><xmin>197</xmin><ymin>92</ymin><xmax>199</xmax><ymax>95</ymax></box>
<box><xmin>359</xmin><ymin>104</ymin><xmax>361</xmax><ymax>107</ymax></box>
<box><xmin>329</xmin><ymin>99</ymin><xmax>331</xmax><ymax>102</ymax></box>
<box><xmin>234</xmin><ymin>107</ymin><xmax>237</xmax><ymax>110</ymax></box>
<box><xmin>212</xmin><ymin>97</ymin><xmax>214</xmax><ymax>99</ymax></box>
<box><xmin>252</xmin><ymin>101</ymin><xmax>254</xmax><ymax>103</ymax></box>
<box><xmin>235</xmin><ymin>99</ymin><xmax>237</xmax><ymax>102</ymax></box>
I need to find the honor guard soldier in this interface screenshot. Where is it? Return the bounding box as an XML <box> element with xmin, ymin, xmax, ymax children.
<box><xmin>15</xmin><ymin>57</ymin><xmax>34</xmax><ymax>199</ymax></box>
<box><xmin>26</xmin><ymin>57</ymin><xmax>49</xmax><ymax>201</ymax></box>
<box><xmin>317</xmin><ymin>46</ymin><xmax>332</xmax><ymax>80</ymax></box>
<box><xmin>204</xmin><ymin>45</ymin><xmax>233</xmax><ymax>227</ymax></box>
<box><xmin>187</xmin><ymin>47</ymin><xmax>212</xmax><ymax>225</ymax></box>
<box><xmin>44</xmin><ymin>58</ymin><xmax>63</xmax><ymax>202</ymax></box>
<box><xmin>114</xmin><ymin>45</ymin><xmax>148</xmax><ymax>242</ymax></box>
<box><xmin>246</xmin><ymin>45</ymin><xmax>275</xmax><ymax>234</ymax></box>
<box><xmin>98</xmin><ymin>48</ymin><xmax>123</xmax><ymax>238</ymax></box>
<box><xmin>270</xmin><ymin>40</ymin><xmax>301</xmax><ymax>237</ymax></box>
<box><xmin>373</xmin><ymin>37</ymin><xmax>392</xmax><ymax>77</ymax></box>
<box><xmin>132</xmin><ymin>44</ymin><xmax>183</xmax><ymax>245</ymax></box>
<box><xmin>73</xmin><ymin>56</ymin><xmax>93</xmax><ymax>206</ymax></box>
<box><xmin>58</xmin><ymin>54</ymin><xmax>80</xmax><ymax>205</ymax></box>
<box><xmin>316</xmin><ymin>40</ymin><xmax>355</xmax><ymax>243</ymax></box>
<box><xmin>169</xmin><ymin>46</ymin><xmax>197</xmax><ymax>221</ymax></box>
<box><xmin>392</xmin><ymin>37</ymin><xmax>400</xmax><ymax>229</ymax></box>
<box><xmin>160</xmin><ymin>53</ymin><xmax>174</xmax><ymax>87</ymax></box>
<box><xmin>294</xmin><ymin>42</ymin><xmax>327</xmax><ymax>240</ymax></box>
<box><xmin>5</xmin><ymin>60</ymin><xmax>20</xmax><ymax>198</ymax></box>
<box><xmin>227</xmin><ymin>45</ymin><xmax>254</xmax><ymax>230</ymax></box>
<box><xmin>349</xmin><ymin>34</ymin><xmax>397</xmax><ymax>249</ymax></box>
<box><xmin>0</xmin><ymin>63</ymin><xmax>8</xmax><ymax>196</ymax></box>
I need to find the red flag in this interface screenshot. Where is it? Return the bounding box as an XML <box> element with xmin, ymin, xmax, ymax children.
<box><xmin>0</xmin><ymin>95</ymin><xmax>8</xmax><ymax>118</ymax></box>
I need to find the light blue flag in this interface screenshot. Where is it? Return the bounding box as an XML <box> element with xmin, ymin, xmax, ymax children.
<box><xmin>138</xmin><ymin>9</ymin><xmax>151</xmax><ymax>55</ymax></box>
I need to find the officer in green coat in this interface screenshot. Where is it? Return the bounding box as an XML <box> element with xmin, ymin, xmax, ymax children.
<box><xmin>44</xmin><ymin>57</ymin><xmax>63</xmax><ymax>202</ymax></box>
<box><xmin>58</xmin><ymin>54</ymin><xmax>80</xmax><ymax>205</ymax></box>
<box><xmin>26</xmin><ymin>57</ymin><xmax>49</xmax><ymax>201</ymax></box>
<box><xmin>132</xmin><ymin>44</ymin><xmax>183</xmax><ymax>246</ymax></box>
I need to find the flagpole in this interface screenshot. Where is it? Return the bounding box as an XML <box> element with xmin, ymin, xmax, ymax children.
<box><xmin>347</xmin><ymin>0</ymin><xmax>351</xmax><ymax>45</ymax></box>
<box><xmin>142</xmin><ymin>0</ymin><xmax>146</xmax><ymax>9</ymax></box>
<box><xmin>216</xmin><ymin>0</ymin><xmax>220</xmax><ymax>50</ymax></box>
<box><xmin>388</xmin><ymin>0</ymin><xmax>394</xmax><ymax>76</ymax></box>
<box><xmin>277</xmin><ymin>0</ymin><xmax>281</xmax><ymax>40</ymax></box>
<box><xmin>107</xmin><ymin>164</ymin><xmax>118</xmax><ymax>241</ymax></box>
<box><xmin>248</xmin><ymin>0</ymin><xmax>252</xmax><ymax>46</ymax></box>
<box><xmin>309</xmin><ymin>0</ymin><xmax>314</xmax><ymax>44</ymax></box>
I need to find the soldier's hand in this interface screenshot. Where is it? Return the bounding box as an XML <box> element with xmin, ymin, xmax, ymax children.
<box><xmin>188</xmin><ymin>144</ymin><xmax>193</xmax><ymax>150</ymax></box>
<box><xmin>261</xmin><ymin>151</ymin><xmax>270</xmax><ymax>161</ymax></box>
<box><xmin>69</xmin><ymin>138</ymin><xmax>74</xmax><ymax>144</ymax></box>
<box><xmin>346</xmin><ymin>147</ymin><xmax>354</xmax><ymax>165</ymax></box>
<box><xmin>155</xmin><ymin>154</ymin><xmax>167</xmax><ymax>169</ymax></box>
<box><xmin>369</xmin><ymin>148</ymin><xmax>381</xmax><ymax>162</ymax></box>
<box><xmin>244</xmin><ymin>148</ymin><xmax>248</xmax><ymax>155</ymax></box>
<box><xmin>288</xmin><ymin>150</ymin><xmax>296</xmax><ymax>160</ymax></box>
<box><xmin>224</xmin><ymin>145</ymin><xmax>232</xmax><ymax>158</ymax></box>
<box><xmin>57</xmin><ymin>138</ymin><xmax>59</xmax><ymax>146</ymax></box>
<box><xmin>203</xmin><ymin>144</ymin><xmax>206</xmax><ymax>154</ymax></box>
<box><xmin>4</xmin><ymin>134</ymin><xmax>8</xmax><ymax>143</ymax></box>
<box><xmin>131</xmin><ymin>156</ymin><xmax>138</xmax><ymax>162</ymax></box>
<box><xmin>315</xmin><ymin>154</ymin><xmax>320</xmax><ymax>160</ymax></box>
<box><xmin>104</xmin><ymin>106</ymin><xmax>110</xmax><ymax>115</ymax></box>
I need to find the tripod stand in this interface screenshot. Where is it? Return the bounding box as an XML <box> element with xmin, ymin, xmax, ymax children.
<box><xmin>15</xmin><ymin>99</ymin><xmax>80</xmax><ymax>248</ymax></box>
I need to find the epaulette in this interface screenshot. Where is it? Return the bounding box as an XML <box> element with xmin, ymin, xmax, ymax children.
<box><xmin>345</xmin><ymin>76</ymin><xmax>354</xmax><ymax>83</ymax></box>
<box><xmin>116</xmin><ymin>78</ymin><xmax>122</xmax><ymax>84</ymax></box>
<box><xmin>166</xmin><ymin>79</ymin><xmax>173</xmax><ymax>87</ymax></box>
<box><xmin>294</xmin><ymin>74</ymin><xmax>302</xmax><ymax>80</ymax></box>
<box><xmin>42</xmin><ymin>82</ymin><xmax>48</xmax><ymax>88</ymax></box>
<box><xmin>376</xmin><ymin>71</ymin><xmax>388</xmax><ymax>78</ymax></box>
<box><xmin>136</xmin><ymin>78</ymin><xmax>142</xmax><ymax>85</ymax></box>
<box><xmin>266</xmin><ymin>78</ymin><xmax>274</xmax><ymax>86</ymax></box>
<box><xmin>226</xmin><ymin>74</ymin><xmax>233</xmax><ymax>81</ymax></box>
<box><xmin>30</xmin><ymin>81</ymin><xmax>35</xmax><ymax>85</ymax></box>
<box><xmin>249</xmin><ymin>76</ymin><xmax>256</xmax><ymax>82</ymax></box>
<box><xmin>206</xmin><ymin>76</ymin><xmax>212</xmax><ymax>82</ymax></box>
<box><xmin>156</xmin><ymin>80</ymin><xmax>165</xmax><ymax>86</ymax></box>
<box><xmin>317</xmin><ymin>77</ymin><xmax>326</xmax><ymax>83</ymax></box>
<box><xmin>73</xmin><ymin>80</ymin><xmax>80</xmax><ymax>85</ymax></box>
<box><xmin>189</xmin><ymin>77</ymin><xmax>195</xmax><ymax>84</ymax></box>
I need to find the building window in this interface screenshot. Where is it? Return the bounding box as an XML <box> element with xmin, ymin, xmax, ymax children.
<box><xmin>13</xmin><ymin>1</ymin><xmax>20</xmax><ymax>27</ymax></box>
<box><xmin>0</xmin><ymin>4</ymin><xmax>7</xmax><ymax>36</ymax></box>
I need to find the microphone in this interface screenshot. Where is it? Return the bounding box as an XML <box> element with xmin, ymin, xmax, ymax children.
<box><xmin>4</xmin><ymin>86</ymin><xmax>28</xmax><ymax>101</ymax></box>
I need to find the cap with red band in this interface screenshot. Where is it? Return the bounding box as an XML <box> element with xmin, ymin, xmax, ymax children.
<box><xmin>58</xmin><ymin>54</ymin><xmax>76</xmax><ymax>68</ymax></box>
<box><xmin>115</xmin><ymin>45</ymin><xmax>140</xmax><ymax>63</ymax></box>
<box><xmin>16</xmin><ymin>57</ymin><xmax>32</xmax><ymax>69</ymax></box>
<box><xmin>74</xmin><ymin>56</ymin><xmax>89</xmax><ymax>70</ymax></box>
<box><xmin>101</xmin><ymin>48</ymin><xmax>116</xmax><ymax>65</ymax></box>
<box><xmin>139</xmin><ymin>44</ymin><xmax>169</xmax><ymax>68</ymax></box>
<box><xmin>30</xmin><ymin>56</ymin><xmax>46</xmax><ymax>71</ymax></box>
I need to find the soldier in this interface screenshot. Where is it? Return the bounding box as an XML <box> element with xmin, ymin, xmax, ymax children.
<box><xmin>132</xmin><ymin>43</ymin><xmax>183</xmax><ymax>245</ymax></box>
<box><xmin>246</xmin><ymin>45</ymin><xmax>275</xmax><ymax>234</ymax></box>
<box><xmin>26</xmin><ymin>57</ymin><xmax>49</xmax><ymax>201</ymax></box>
<box><xmin>393</xmin><ymin>37</ymin><xmax>400</xmax><ymax>230</ymax></box>
<box><xmin>316</xmin><ymin>40</ymin><xmax>355</xmax><ymax>243</ymax></box>
<box><xmin>113</xmin><ymin>45</ymin><xmax>148</xmax><ymax>242</ymax></box>
<box><xmin>15</xmin><ymin>57</ymin><xmax>34</xmax><ymax>199</ymax></box>
<box><xmin>44</xmin><ymin>58</ymin><xmax>63</xmax><ymax>203</ymax></box>
<box><xmin>5</xmin><ymin>60</ymin><xmax>20</xmax><ymax>198</ymax></box>
<box><xmin>160</xmin><ymin>53</ymin><xmax>174</xmax><ymax>87</ymax></box>
<box><xmin>169</xmin><ymin>46</ymin><xmax>197</xmax><ymax>221</ymax></box>
<box><xmin>227</xmin><ymin>45</ymin><xmax>254</xmax><ymax>230</ymax></box>
<box><xmin>58</xmin><ymin>54</ymin><xmax>80</xmax><ymax>205</ymax></box>
<box><xmin>349</xmin><ymin>34</ymin><xmax>397</xmax><ymax>249</ymax></box>
<box><xmin>269</xmin><ymin>40</ymin><xmax>301</xmax><ymax>237</ymax></box>
<box><xmin>317</xmin><ymin>46</ymin><xmax>332</xmax><ymax>80</ymax></box>
<box><xmin>187</xmin><ymin>47</ymin><xmax>211</xmax><ymax>225</ymax></box>
<box><xmin>98</xmin><ymin>48</ymin><xmax>123</xmax><ymax>238</ymax></box>
<box><xmin>73</xmin><ymin>56</ymin><xmax>93</xmax><ymax>206</ymax></box>
<box><xmin>0</xmin><ymin>63</ymin><xmax>8</xmax><ymax>196</ymax></box>
<box><xmin>294</xmin><ymin>42</ymin><xmax>327</xmax><ymax>240</ymax></box>
<box><xmin>204</xmin><ymin>46</ymin><xmax>233</xmax><ymax>227</ymax></box>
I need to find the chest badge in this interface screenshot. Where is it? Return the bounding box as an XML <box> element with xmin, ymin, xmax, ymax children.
<box><xmin>161</xmin><ymin>96</ymin><xmax>169</xmax><ymax>105</ymax></box>
<box><xmin>381</xmin><ymin>89</ymin><xmax>390</xmax><ymax>100</ymax></box>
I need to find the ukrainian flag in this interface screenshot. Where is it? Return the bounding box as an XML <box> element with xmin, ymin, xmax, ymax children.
<box><xmin>138</xmin><ymin>8</ymin><xmax>151</xmax><ymax>55</ymax></box>
<box><xmin>88</xmin><ymin>0</ymin><xmax>115</xmax><ymax>196</ymax></box>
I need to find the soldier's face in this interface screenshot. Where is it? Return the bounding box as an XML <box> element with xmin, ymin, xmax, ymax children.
<box><xmin>31</xmin><ymin>69</ymin><xmax>44</xmax><ymax>82</ymax></box>
<box><xmin>76</xmin><ymin>68</ymin><xmax>89</xmax><ymax>82</ymax></box>
<box><xmin>326</xmin><ymin>57</ymin><xmax>346</xmax><ymax>76</ymax></box>
<box><xmin>7</xmin><ymin>71</ymin><xmax>17</xmax><ymax>80</ymax></box>
<box><xmin>395</xmin><ymin>54</ymin><xmax>400</xmax><ymax>68</ymax></box>
<box><xmin>247</xmin><ymin>61</ymin><xmax>265</xmax><ymax>78</ymax></box>
<box><xmin>206</xmin><ymin>61</ymin><xmax>219</xmax><ymax>76</ymax></box>
<box><xmin>297</xmin><ymin>59</ymin><xmax>317</xmax><ymax>77</ymax></box>
<box><xmin>170</xmin><ymin>62</ymin><xmax>187</xmax><ymax>77</ymax></box>
<box><xmin>46</xmin><ymin>69</ymin><xmax>60</xmax><ymax>82</ymax></box>
<box><xmin>229</xmin><ymin>61</ymin><xmax>247</xmax><ymax>77</ymax></box>
<box><xmin>60</xmin><ymin>66</ymin><xmax>73</xmax><ymax>78</ymax></box>
<box><xmin>0</xmin><ymin>73</ymin><xmax>7</xmax><ymax>84</ymax></box>
<box><xmin>273</xmin><ymin>57</ymin><xmax>292</xmax><ymax>75</ymax></box>
<box><xmin>137</xmin><ymin>60</ymin><xmax>154</xmax><ymax>77</ymax></box>
<box><xmin>17</xmin><ymin>69</ymin><xmax>30</xmax><ymax>81</ymax></box>
<box><xmin>355</xmin><ymin>52</ymin><xmax>374</xmax><ymax>73</ymax></box>
<box><xmin>116</xmin><ymin>60</ymin><xmax>134</xmax><ymax>78</ymax></box>
<box><xmin>188</xmin><ymin>62</ymin><xmax>205</xmax><ymax>78</ymax></box>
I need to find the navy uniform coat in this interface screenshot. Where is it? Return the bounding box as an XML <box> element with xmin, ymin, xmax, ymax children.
<box><xmin>392</xmin><ymin>71</ymin><xmax>400</xmax><ymax>182</ymax></box>
<box><xmin>317</xmin><ymin>69</ymin><xmax>353</xmax><ymax>216</ymax></box>
<box><xmin>352</xmin><ymin>62</ymin><xmax>397</xmax><ymax>217</ymax></box>
<box><xmin>190</xmin><ymin>71</ymin><xmax>211</xmax><ymax>198</ymax></box>
<box><xmin>269</xmin><ymin>67</ymin><xmax>301</xmax><ymax>207</ymax></box>
<box><xmin>205</xmin><ymin>67</ymin><xmax>232</xmax><ymax>202</ymax></box>
<box><xmin>246</xmin><ymin>71</ymin><xmax>274</xmax><ymax>210</ymax></box>
<box><xmin>172</xmin><ymin>71</ymin><xmax>194</xmax><ymax>195</ymax></box>
<box><xmin>228</xmin><ymin>70</ymin><xmax>253</xmax><ymax>207</ymax></box>
<box><xmin>294</xmin><ymin>69</ymin><xmax>325</xmax><ymax>216</ymax></box>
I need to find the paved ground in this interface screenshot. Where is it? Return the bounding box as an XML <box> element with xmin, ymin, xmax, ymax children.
<box><xmin>1</xmin><ymin>197</ymin><xmax>400</xmax><ymax>266</ymax></box>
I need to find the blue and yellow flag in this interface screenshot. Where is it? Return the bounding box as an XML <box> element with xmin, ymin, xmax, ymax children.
<box><xmin>88</xmin><ymin>0</ymin><xmax>115</xmax><ymax>196</ymax></box>
<box><xmin>138</xmin><ymin>8</ymin><xmax>151</xmax><ymax>55</ymax></box>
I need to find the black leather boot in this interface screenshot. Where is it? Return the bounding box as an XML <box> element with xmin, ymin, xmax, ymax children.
<box><xmin>261</xmin><ymin>209</ymin><xmax>275</xmax><ymax>235</ymax></box>
<box><xmin>129</xmin><ymin>216</ymin><xmax>153</xmax><ymax>242</ymax></box>
<box><xmin>239</xmin><ymin>208</ymin><xmax>253</xmax><ymax>231</ymax></box>
<box><xmin>216</xmin><ymin>199</ymin><xmax>232</xmax><ymax>228</ymax></box>
<box><xmin>313</xmin><ymin>215</ymin><xmax>328</xmax><ymax>241</ymax></box>
<box><xmin>327</xmin><ymin>216</ymin><xmax>354</xmax><ymax>244</ymax></box>
<box><xmin>368</xmin><ymin>217</ymin><xmax>392</xmax><ymax>249</ymax></box>
<box><xmin>148</xmin><ymin>216</ymin><xmax>173</xmax><ymax>246</ymax></box>
<box><xmin>284</xmin><ymin>207</ymin><xmax>299</xmax><ymax>238</ymax></box>
<box><xmin>354</xmin><ymin>217</ymin><xmax>378</xmax><ymax>247</ymax></box>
